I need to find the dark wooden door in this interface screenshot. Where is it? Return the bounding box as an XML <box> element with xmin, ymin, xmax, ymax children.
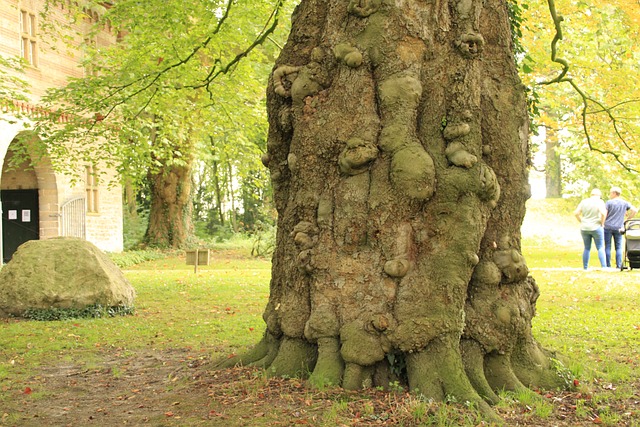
<box><xmin>1</xmin><ymin>189</ymin><xmax>39</xmax><ymax>263</ymax></box>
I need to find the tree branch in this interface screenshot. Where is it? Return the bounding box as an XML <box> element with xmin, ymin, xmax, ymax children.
<box><xmin>538</xmin><ymin>0</ymin><xmax>636</xmax><ymax>173</ymax></box>
<box><xmin>197</xmin><ymin>0</ymin><xmax>284</xmax><ymax>98</ymax></box>
<box><xmin>540</xmin><ymin>0</ymin><xmax>569</xmax><ymax>85</ymax></box>
<box><xmin>91</xmin><ymin>0</ymin><xmax>235</xmax><ymax>116</ymax></box>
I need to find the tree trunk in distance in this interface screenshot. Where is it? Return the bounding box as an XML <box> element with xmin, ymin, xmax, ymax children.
<box><xmin>227</xmin><ymin>162</ymin><xmax>238</xmax><ymax>232</ymax></box>
<box><xmin>545</xmin><ymin>127</ymin><xmax>562</xmax><ymax>198</ymax></box>
<box><xmin>144</xmin><ymin>158</ymin><xmax>194</xmax><ymax>248</ymax></box>
<box><xmin>123</xmin><ymin>177</ymin><xmax>138</xmax><ymax>218</ymax></box>
<box><xmin>212</xmin><ymin>160</ymin><xmax>225</xmax><ymax>226</ymax></box>
<box><xmin>219</xmin><ymin>0</ymin><xmax>567</xmax><ymax>419</ymax></box>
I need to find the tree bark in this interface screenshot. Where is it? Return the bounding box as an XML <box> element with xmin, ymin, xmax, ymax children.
<box><xmin>212</xmin><ymin>160</ymin><xmax>225</xmax><ymax>226</ymax></box>
<box><xmin>123</xmin><ymin>177</ymin><xmax>138</xmax><ymax>218</ymax></box>
<box><xmin>220</xmin><ymin>0</ymin><xmax>566</xmax><ymax>417</ymax></box>
<box><xmin>143</xmin><ymin>158</ymin><xmax>194</xmax><ymax>248</ymax></box>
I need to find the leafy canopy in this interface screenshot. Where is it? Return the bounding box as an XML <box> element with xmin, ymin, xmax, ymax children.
<box><xmin>35</xmin><ymin>0</ymin><xmax>286</xmax><ymax>185</ymax></box>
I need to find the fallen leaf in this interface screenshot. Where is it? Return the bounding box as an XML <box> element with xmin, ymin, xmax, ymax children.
<box><xmin>23</xmin><ymin>387</ymin><xmax>32</xmax><ymax>395</ymax></box>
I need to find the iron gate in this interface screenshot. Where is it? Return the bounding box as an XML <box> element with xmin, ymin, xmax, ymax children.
<box><xmin>60</xmin><ymin>196</ymin><xmax>86</xmax><ymax>238</ymax></box>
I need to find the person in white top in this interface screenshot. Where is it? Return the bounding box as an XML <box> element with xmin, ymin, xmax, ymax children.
<box><xmin>574</xmin><ymin>188</ymin><xmax>607</xmax><ymax>270</ymax></box>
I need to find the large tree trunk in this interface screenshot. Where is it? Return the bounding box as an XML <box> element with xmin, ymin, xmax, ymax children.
<box><xmin>220</xmin><ymin>0</ymin><xmax>566</xmax><ymax>417</ymax></box>
<box><xmin>144</xmin><ymin>159</ymin><xmax>194</xmax><ymax>248</ymax></box>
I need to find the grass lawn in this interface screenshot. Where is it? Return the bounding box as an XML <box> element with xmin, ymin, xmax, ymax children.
<box><xmin>0</xmin><ymin>201</ymin><xmax>639</xmax><ymax>426</ymax></box>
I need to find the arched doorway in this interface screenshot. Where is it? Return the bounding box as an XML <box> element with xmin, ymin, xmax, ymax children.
<box><xmin>0</xmin><ymin>131</ymin><xmax>58</xmax><ymax>262</ymax></box>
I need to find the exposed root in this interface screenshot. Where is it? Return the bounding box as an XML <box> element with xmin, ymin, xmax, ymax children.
<box><xmin>511</xmin><ymin>337</ymin><xmax>570</xmax><ymax>390</ymax></box>
<box><xmin>308</xmin><ymin>337</ymin><xmax>344</xmax><ymax>387</ymax></box>
<box><xmin>216</xmin><ymin>328</ymin><xmax>568</xmax><ymax>425</ymax></box>
<box><xmin>248</xmin><ymin>332</ymin><xmax>281</xmax><ymax>369</ymax></box>
<box><xmin>213</xmin><ymin>332</ymin><xmax>278</xmax><ymax>369</ymax></box>
<box><xmin>484</xmin><ymin>352</ymin><xmax>528</xmax><ymax>393</ymax></box>
<box><xmin>406</xmin><ymin>334</ymin><xmax>502</xmax><ymax>424</ymax></box>
<box><xmin>267</xmin><ymin>336</ymin><xmax>317</xmax><ymax>378</ymax></box>
<box><xmin>461</xmin><ymin>339</ymin><xmax>500</xmax><ymax>405</ymax></box>
<box><xmin>343</xmin><ymin>363</ymin><xmax>375</xmax><ymax>390</ymax></box>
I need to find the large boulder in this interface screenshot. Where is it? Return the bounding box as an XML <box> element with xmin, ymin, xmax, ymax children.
<box><xmin>0</xmin><ymin>238</ymin><xmax>135</xmax><ymax>318</ymax></box>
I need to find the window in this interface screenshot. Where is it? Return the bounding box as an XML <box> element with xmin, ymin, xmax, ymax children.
<box><xmin>19</xmin><ymin>10</ymin><xmax>38</xmax><ymax>66</ymax></box>
<box><xmin>85</xmin><ymin>165</ymin><xmax>99</xmax><ymax>213</ymax></box>
<box><xmin>83</xmin><ymin>36</ymin><xmax>97</xmax><ymax>76</ymax></box>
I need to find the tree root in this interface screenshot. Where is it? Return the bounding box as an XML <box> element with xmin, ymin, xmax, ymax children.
<box><xmin>484</xmin><ymin>352</ymin><xmax>528</xmax><ymax>393</ymax></box>
<box><xmin>308</xmin><ymin>337</ymin><xmax>344</xmax><ymax>387</ymax></box>
<box><xmin>511</xmin><ymin>337</ymin><xmax>570</xmax><ymax>390</ymax></box>
<box><xmin>405</xmin><ymin>334</ymin><xmax>502</xmax><ymax>424</ymax></box>
<box><xmin>215</xmin><ymin>328</ymin><xmax>570</xmax><ymax>425</ymax></box>
<box><xmin>213</xmin><ymin>331</ymin><xmax>280</xmax><ymax>369</ymax></box>
<box><xmin>461</xmin><ymin>339</ymin><xmax>500</xmax><ymax>405</ymax></box>
<box><xmin>266</xmin><ymin>336</ymin><xmax>317</xmax><ymax>378</ymax></box>
<box><xmin>343</xmin><ymin>363</ymin><xmax>375</xmax><ymax>390</ymax></box>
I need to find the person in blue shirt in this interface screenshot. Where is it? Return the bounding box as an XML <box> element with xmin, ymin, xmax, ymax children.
<box><xmin>574</xmin><ymin>188</ymin><xmax>607</xmax><ymax>270</ymax></box>
<box><xmin>604</xmin><ymin>186</ymin><xmax>638</xmax><ymax>269</ymax></box>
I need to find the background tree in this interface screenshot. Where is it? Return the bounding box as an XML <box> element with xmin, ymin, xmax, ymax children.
<box><xmin>544</xmin><ymin>124</ymin><xmax>563</xmax><ymax>198</ymax></box>
<box><xmin>220</xmin><ymin>0</ymin><xmax>568</xmax><ymax>420</ymax></box>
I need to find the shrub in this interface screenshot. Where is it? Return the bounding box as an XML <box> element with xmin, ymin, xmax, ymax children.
<box><xmin>22</xmin><ymin>304</ymin><xmax>135</xmax><ymax>321</ymax></box>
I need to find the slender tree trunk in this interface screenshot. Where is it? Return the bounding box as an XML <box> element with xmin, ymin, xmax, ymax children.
<box><xmin>545</xmin><ymin>126</ymin><xmax>562</xmax><ymax>198</ymax></box>
<box><xmin>123</xmin><ymin>177</ymin><xmax>138</xmax><ymax>218</ymax></box>
<box><xmin>220</xmin><ymin>0</ymin><xmax>566</xmax><ymax>418</ymax></box>
<box><xmin>227</xmin><ymin>162</ymin><xmax>237</xmax><ymax>232</ymax></box>
<box><xmin>212</xmin><ymin>160</ymin><xmax>225</xmax><ymax>226</ymax></box>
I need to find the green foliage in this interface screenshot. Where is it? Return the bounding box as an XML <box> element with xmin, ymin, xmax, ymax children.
<box><xmin>0</xmin><ymin>55</ymin><xmax>30</xmax><ymax>107</ymax></box>
<box><xmin>107</xmin><ymin>249</ymin><xmax>167</xmax><ymax>268</ymax></box>
<box><xmin>194</xmin><ymin>220</ymin><xmax>236</xmax><ymax>241</ymax></box>
<box><xmin>122</xmin><ymin>209</ymin><xmax>149</xmax><ymax>250</ymax></box>
<box><xmin>22</xmin><ymin>304</ymin><xmax>135</xmax><ymax>321</ymax></box>
<box><xmin>34</xmin><ymin>0</ymin><xmax>288</xmax><ymax>185</ymax></box>
<box><xmin>386</xmin><ymin>349</ymin><xmax>408</xmax><ymax>380</ymax></box>
<box><xmin>31</xmin><ymin>1</ymin><xmax>289</xmax><ymax>248</ymax></box>
<box><xmin>250</xmin><ymin>221</ymin><xmax>276</xmax><ymax>257</ymax></box>
<box><xmin>521</xmin><ymin>0</ymin><xmax>640</xmax><ymax>194</ymax></box>
<box><xmin>507</xmin><ymin>0</ymin><xmax>529</xmax><ymax>60</ymax></box>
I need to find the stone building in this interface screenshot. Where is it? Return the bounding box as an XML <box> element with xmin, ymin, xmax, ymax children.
<box><xmin>0</xmin><ymin>0</ymin><xmax>123</xmax><ymax>262</ymax></box>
